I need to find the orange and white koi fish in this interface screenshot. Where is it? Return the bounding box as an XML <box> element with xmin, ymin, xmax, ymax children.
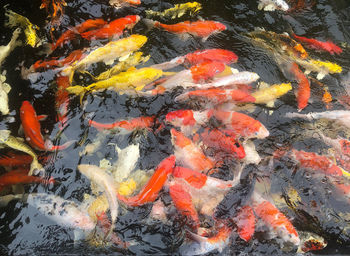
<box><xmin>212</xmin><ymin>110</ymin><xmax>270</xmax><ymax>139</ymax></box>
<box><xmin>145</xmin><ymin>19</ymin><xmax>226</xmax><ymax>41</ymax></box>
<box><xmin>171</xmin><ymin>129</ymin><xmax>215</xmax><ymax>173</ymax></box>
<box><xmin>274</xmin><ymin>148</ymin><xmax>343</xmax><ymax>176</ymax></box>
<box><xmin>252</xmin><ymin>192</ymin><xmax>300</xmax><ymax>246</ymax></box>
<box><xmin>286</xmin><ymin>110</ymin><xmax>350</xmax><ymax>129</ymax></box>
<box><xmin>81</xmin><ymin>15</ymin><xmax>140</xmax><ymax>41</ymax></box>
<box><xmin>20</xmin><ymin>101</ymin><xmax>74</xmax><ymax>151</ymax></box>
<box><xmin>179</xmin><ymin>225</ymin><xmax>232</xmax><ymax>255</ymax></box>
<box><xmin>234</xmin><ymin>205</ymin><xmax>255</xmax><ymax>242</ymax></box>
<box><xmin>175</xmin><ymin>88</ymin><xmax>256</xmax><ymax>106</ymax></box>
<box><xmin>32</xmin><ymin>49</ymin><xmax>84</xmax><ymax>71</ymax></box>
<box><xmin>292</xmin><ymin>33</ymin><xmax>342</xmax><ymax>55</ymax></box>
<box><xmin>88</xmin><ymin>116</ymin><xmax>155</xmax><ymax>131</ymax></box>
<box><xmin>117</xmin><ymin>156</ymin><xmax>176</xmax><ymax>207</ymax></box>
<box><xmin>55</xmin><ymin>75</ymin><xmax>70</xmax><ymax>130</ymax></box>
<box><xmin>51</xmin><ymin>19</ymin><xmax>107</xmax><ymax>51</ymax></box>
<box><xmin>151</xmin><ymin>49</ymin><xmax>238</xmax><ymax>70</ymax></box>
<box><xmin>0</xmin><ymin>168</ymin><xmax>54</xmax><ymax>192</ymax></box>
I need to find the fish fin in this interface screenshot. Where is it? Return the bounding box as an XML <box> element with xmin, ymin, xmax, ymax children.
<box><xmin>119</xmin><ymin>53</ymin><xmax>131</xmax><ymax>62</ymax></box>
<box><xmin>316</xmin><ymin>73</ymin><xmax>326</xmax><ymax>80</ymax></box>
<box><xmin>104</xmin><ymin>59</ymin><xmax>115</xmax><ymax>66</ymax></box>
<box><xmin>18</xmin><ymin>125</ymin><xmax>24</xmax><ymax>136</ymax></box>
<box><xmin>37</xmin><ymin>115</ymin><xmax>48</xmax><ymax>121</ymax></box>
<box><xmin>186</xmin><ymin>230</ymin><xmax>208</xmax><ymax>243</ymax></box>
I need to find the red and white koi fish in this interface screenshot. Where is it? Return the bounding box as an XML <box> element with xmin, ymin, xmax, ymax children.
<box><xmin>151</xmin><ymin>49</ymin><xmax>238</xmax><ymax>70</ymax></box>
<box><xmin>80</xmin><ymin>15</ymin><xmax>140</xmax><ymax>41</ymax></box>
<box><xmin>289</xmin><ymin>62</ymin><xmax>310</xmax><ymax>111</ymax></box>
<box><xmin>171</xmin><ymin>129</ymin><xmax>215</xmax><ymax>173</ymax></box>
<box><xmin>145</xmin><ymin>19</ymin><xmax>226</xmax><ymax>41</ymax></box>
<box><xmin>211</xmin><ymin>110</ymin><xmax>270</xmax><ymax>139</ymax></box>
<box><xmin>20</xmin><ymin>101</ymin><xmax>74</xmax><ymax>151</ymax></box>
<box><xmin>51</xmin><ymin>19</ymin><xmax>107</xmax><ymax>50</ymax></box>
<box><xmin>55</xmin><ymin>75</ymin><xmax>70</xmax><ymax>130</ymax></box>
<box><xmin>286</xmin><ymin>110</ymin><xmax>350</xmax><ymax>129</ymax></box>
<box><xmin>88</xmin><ymin>116</ymin><xmax>155</xmax><ymax>131</ymax></box>
<box><xmin>179</xmin><ymin>225</ymin><xmax>232</xmax><ymax>255</ymax></box>
<box><xmin>0</xmin><ymin>168</ymin><xmax>54</xmax><ymax>192</ymax></box>
<box><xmin>252</xmin><ymin>192</ymin><xmax>300</xmax><ymax>246</ymax></box>
<box><xmin>175</xmin><ymin>88</ymin><xmax>256</xmax><ymax>106</ymax></box>
<box><xmin>193</xmin><ymin>128</ymin><xmax>246</xmax><ymax>160</ymax></box>
<box><xmin>234</xmin><ymin>205</ymin><xmax>255</xmax><ymax>242</ymax></box>
<box><xmin>117</xmin><ymin>155</ymin><xmax>176</xmax><ymax>206</ymax></box>
<box><xmin>292</xmin><ymin>34</ymin><xmax>342</xmax><ymax>55</ymax></box>
<box><xmin>274</xmin><ymin>148</ymin><xmax>343</xmax><ymax>176</ymax></box>
<box><xmin>32</xmin><ymin>49</ymin><xmax>84</xmax><ymax>71</ymax></box>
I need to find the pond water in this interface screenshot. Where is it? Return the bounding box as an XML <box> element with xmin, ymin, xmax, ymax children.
<box><xmin>0</xmin><ymin>0</ymin><xmax>350</xmax><ymax>255</ymax></box>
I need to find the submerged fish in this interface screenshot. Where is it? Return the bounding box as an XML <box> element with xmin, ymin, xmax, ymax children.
<box><xmin>5</xmin><ymin>8</ymin><xmax>40</xmax><ymax>47</ymax></box>
<box><xmin>252</xmin><ymin>82</ymin><xmax>292</xmax><ymax>107</ymax></box>
<box><xmin>146</xmin><ymin>2</ymin><xmax>202</xmax><ymax>19</ymax></box>
<box><xmin>292</xmin><ymin>33</ymin><xmax>342</xmax><ymax>55</ymax></box>
<box><xmin>258</xmin><ymin>0</ymin><xmax>289</xmax><ymax>11</ymax></box>
<box><xmin>0</xmin><ymin>28</ymin><xmax>21</xmax><ymax>67</ymax></box>
<box><xmin>0</xmin><ymin>72</ymin><xmax>11</xmax><ymax>115</ymax></box>
<box><xmin>89</xmin><ymin>116</ymin><xmax>155</xmax><ymax>131</ymax></box>
<box><xmin>0</xmin><ymin>130</ymin><xmax>43</xmax><ymax>176</ymax></box>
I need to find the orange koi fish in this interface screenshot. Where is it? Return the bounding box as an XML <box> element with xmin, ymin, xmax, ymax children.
<box><xmin>292</xmin><ymin>33</ymin><xmax>342</xmax><ymax>55</ymax></box>
<box><xmin>252</xmin><ymin>192</ymin><xmax>300</xmax><ymax>246</ymax></box>
<box><xmin>88</xmin><ymin>116</ymin><xmax>155</xmax><ymax>131</ymax></box>
<box><xmin>146</xmin><ymin>19</ymin><xmax>226</xmax><ymax>41</ymax></box>
<box><xmin>212</xmin><ymin>110</ymin><xmax>270</xmax><ymax>139</ymax></box>
<box><xmin>20</xmin><ymin>101</ymin><xmax>73</xmax><ymax>151</ymax></box>
<box><xmin>51</xmin><ymin>19</ymin><xmax>107</xmax><ymax>50</ymax></box>
<box><xmin>171</xmin><ymin>129</ymin><xmax>215</xmax><ymax>173</ymax></box>
<box><xmin>168</xmin><ymin>182</ymin><xmax>200</xmax><ymax>231</ymax></box>
<box><xmin>33</xmin><ymin>49</ymin><xmax>84</xmax><ymax>71</ymax></box>
<box><xmin>81</xmin><ymin>15</ymin><xmax>140</xmax><ymax>41</ymax></box>
<box><xmin>0</xmin><ymin>168</ymin><xmax>54</xmax><ymax>192</ymax></box>
<box><xmin>151</xmin><ymin>49</ymin><xmax>238</xmax><ymax>70</ymax></box>
<box><xmin>55</xmin><ymin>75</ymin><xmax>70</xmax><ymax>129</ymax></box>
<box><xmin>289</xmin><ymin>62</ymin><xmax>310</xmax><ymax>111</ymax></box>
<box><xmin>175</xmin><ymin>88</ymin><xmax>256</xmax><ymax>106</ymax></box>
<box><xmin>0</xmin><ymin>152</ymin><xmax>34</xmax><ymax>167</ymax></box>
<box><xmin>117</xmin><ymin>155</ymin><xmax>175</xmax><ymax>207</ymax></box>
<box><xmin>274</xmin><ymin>148</ymin><xmax>343</xmax><ymax>176</ymax></box>
<box><xmin>234</xmin><ymin>205</ymin><xmax>255</xmax><ymax>242</ymax></box>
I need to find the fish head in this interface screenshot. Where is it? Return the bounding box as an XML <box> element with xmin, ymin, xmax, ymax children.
<box><xmin>214</xmin><ymin>22</ymin><xmax>227</xmax><ymax>32</ymax></box>
<box><xmin>166</xmin><ymin>109</ymin><xmax>196</xmax><ymax>127</ymax></box>
<box><xmin>277</xmin><ymin>0</ymin><xmax>289</xmax><ymax>11</ymax></box>
<box><xmin>73</xmin><ymin>214</ymin><xmax>95</xmax><ymax>230</ymax></box>
<box><xmin>171</xmin><ymin>128</ymin><xmax>192</xmax><ymax>148</ymax></box>
<box><xmin>255</xmin><ymin>125</ymin><xmax>270</xmax><ymax>139</ymax></box>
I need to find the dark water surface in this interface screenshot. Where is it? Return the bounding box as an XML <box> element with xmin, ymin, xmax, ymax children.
<box><xmin>0</xmin><ymin>0</ymin><xmax>350</xmax><ymax>255</ymax></box>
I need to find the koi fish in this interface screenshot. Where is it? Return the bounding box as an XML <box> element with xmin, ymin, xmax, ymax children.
<box><xmin>171</xmin><ymin>129</ymin><xmax>215</xmax><ymax>173</ymax></box>
<box><xmin>252</xmin><ymin>192</ymin><xmax>300</xmax><ymax>246</ymax></box>
<box><xmin>0</xmin><ymin>28</ymin><xmax>21</xmax><ymax>67</ymax></box>
<box><xmin>27</xmin><ymin>193</ymin><xmax>95</xmax><ymax>231</ymax></box>
<box><xmin>55</xmin><ymin>75</ymin><xmax>70</xmax><ymax>129</ymax></box>
<box><xmin>67</xmin><ymin>67</ymin><xmax>163</xmax><ymax>102</ymax></box>
<box><xmin>145</xmin><ymin>19</ymin><xmax>226</xmax><ymax>41</ymax></box>
<box><xmin>78</xmin><ymin>164</ymin><xmax>119</xmax><ymax>237</ymax></box>
<box><xmin>0</xmin><ymin>168</ymin><xmax>54</xmax><ymax>192</ymax></box>
<box><xmin>20</xmin><ymin>101</ymin><xmax>74</xmax><ymax>151</ymax></box>
<box><xmin>175</xmin><ymin>88</ymin><xmax>256</xmax><ymax>106</ymax></box>
<box><xmin>109</xmin><ymin>0</ymin><xmax>141</xmax><ymax>7</ymax></box>
<box><xmin>151</xmin><ymin>49</ymin><xmax>238</xmax><ymax>70</ymax></box>
<box><xmin>0</xmin><ymin>72</ymin><xmax>11</xmax><ymax>115</ymax></box>
<box><xmin>51</xmin><ymin>19</ymin><xmax>107</xmax><ymax>51</ymax></box>
<box><xmin>285</xmin><ymin>110</ymin><xmax>350</xmax><ymax>129</ymax></box>
<box><xmin>289</xmin><ymin>62</ymin><xmax>310</xmax><ymax>111</ymax></box>
<box><xmin>258</xmin><ymin>0</ymin><xmax>289</xmax><ymax>11</ymax></box>
<box><xmin>234</xmin><ymin>205</ymin><xmax>255</xmax><ymax>242</ymax></box>
<box><xmin>88</xmin><ymin>116</ymin><xmax>155</xmax><ymax>131</ymax></box>
<box><xmin>80</xmin><ymin>15</ymin><xmax>140</xmax><ymax>41</ymax></box>
<box><xmin>62</xmin><ymin>35</ymin><xmax>148</xmax><ymax>83</ymax></box>
<box><xmin>0</xmin><ymin>130</ymin><xmax>43</xmax><ymax>176</ymax></box>
<box><xmin>146</xmin><ymin>2</ymin><xmax>202</xmax><ymax>19</ymax></box>
<box><xmin>89</xmin><ymin>52</ymin><xmax>150</xmax><ymax>81</ymax></box>
<box><xmin>117</xmin><ymin>155</ymin><xmax>176</xmax><ymax>206</ymax></box>
<box><xmin>319</xmin><ymin>133</ymin><xmax>350</xmax><ymax>159</ymax></box>
<box><xmin>274</xmin><ymin>148</ymin><xmax>343</xmax><ymax>176</ymax></box>
<box><xmin>292</xmin><ymin>34</ymin><xmax>342</xmax><ymax>55</ymax></box>
<box><xmin>252</xmin><ymin>82</ymin><xmax>292</xmax><ymax>107</ymax></box>
<box><xmin>5</xmin><ymin>8</ymin><xmax>40</xmax><ymax>47</ymax></box>
<box><xmin>0</xmin><ymin>151</ymin><xmax>34</xmax><ymax>167</ymax></box>
<box><xmin>294</xmin><ymin>58</ymin><xmax>342</xmax><ymax>80</ymax></box>
<box><xmin>179</xmin><ymin>225</ymin><xmax>232</xmax><ymax>255</ymax></box>
<box><xmin>212</xmin><ymin>110</ymin><xmax>270</xmax><ymax>139</ymax></box>
<box><xmin>32</xmin><ymin>49</ymin><xmax>84</xmax><ymax>71</ymax></box>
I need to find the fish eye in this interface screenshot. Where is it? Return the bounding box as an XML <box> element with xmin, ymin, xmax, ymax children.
<box><xmin>234</xmin><ymin>142</ymin><xmax>241</xmax><ymax>147</ymax></box>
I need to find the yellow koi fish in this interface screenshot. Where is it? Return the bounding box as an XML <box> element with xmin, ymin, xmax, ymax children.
<box><xmin>146</xmin><ymin>2</ymin><xmax>202</xmax><ymax>19</ymax></box>
<box><xmin>252</xmin><ymin>82</ymin><xmax>292</xmax><ymax>107</ymax></box>
<box><xmin>67</xmin><ymin>67</ymin><xmax>164</xmax><ymax>103</ymax></box>
<box><xmin>0</xmin><ymin>130</ymin><xmax>43</xmax><ymax>175</ymax></box>
<box><xmin>62</xmin><ymin>34</ymin><xmax>148</xmax><ymax>83</ymax></box>
<box><xmin>5</xmin><ymin>8</ymin><xmax>40</xmax><ymax>47</ymax></box>
<box><xmin>86</xmin><ymin>52</ymin><xmax>150</xmax><ymax>81</ymax></box>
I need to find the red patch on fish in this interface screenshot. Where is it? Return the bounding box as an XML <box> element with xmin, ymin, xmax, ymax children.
<box><xmin>184</xmin><ymin>49</ymin><xmax>238</xmax><ymax>66</ymax></box>
<box><xmin>293</xmin><ymin>33</ymin><xmax>342</xmax><ymax>55</ymax></box>
<box><xmin>190</xmin><ymin>61</ymin><xmax>226</xmax><ymax>83</ymax></box>
<box><xmin>88</xmin><ymin>116</ymin><xmax>155</xmax><ymax>131</ymax></box>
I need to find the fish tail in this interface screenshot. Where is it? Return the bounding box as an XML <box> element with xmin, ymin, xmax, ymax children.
<box><xmin>47</xmin><ymin>140</ymin><xmax>76</xmax><ymax>151</ymax></box>
<box><xmin>143</xmin><ymin>18</ymin><xmax>156</xmax><ymax>32</ymax></box>
<box><xmin>29</xmin><ymin>160</ymin><xmax>44</xmax><ymax>176</ymax></box>
<box><xmin>4</xmin><ymin>8</ymin><xmax>19</xmax><ymax>28</ymax></box>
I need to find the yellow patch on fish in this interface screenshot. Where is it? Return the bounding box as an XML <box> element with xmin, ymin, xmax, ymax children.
<box><xmin>87</xmin><ymin>195</ymin><xmax>109</xmax><ymax>222</ymax></box>
<box><xmin>117</xmin><ymin>179</ymin><xmax>137</xmax><ymax>196</ymax></box>
<box><xmin>310</xmin><ymin>60</ymin><xmax>342</xmax><ymax>74</ymax></box>
<box><xmin>252</xmin><ymin>82</ymin><xmax>292</xmax><ymax>105</ymax></box>
<box><xmin>146</xmin><ymin>2</ymin><xmax>202</xmax><ymax>19</ymax></box>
